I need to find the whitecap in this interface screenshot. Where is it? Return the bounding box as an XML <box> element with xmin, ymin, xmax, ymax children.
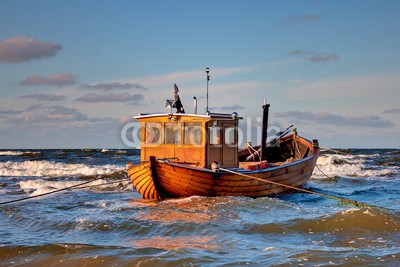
<box><xmin>0</xmin><ymin>160</ymin><xmax>124</xmax><ymax>177</ymax></box>
<box><xmin>19</xmin><ymin>179</ymin><xmax>82</xmax><ymax>196</ymax></box>
<box><xmin>312</xmin><ymin>154</ymin><xmax>398</xmax><ymax>179</ymax></box>
<box><xmin>0</xmin><ymin>151</ymin><xmax>40</xmax><ymax>156</ymax></box>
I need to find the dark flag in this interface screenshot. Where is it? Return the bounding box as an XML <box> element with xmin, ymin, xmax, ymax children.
<box><xmin>174</xmin><ymin>84</ymin><xmax>185</xmax><ymax>113</ymax></box>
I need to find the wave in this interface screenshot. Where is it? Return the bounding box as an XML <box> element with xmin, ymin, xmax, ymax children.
<box><xmin>0</xmin><ymin>160</ymin><xmax>124</xmax><ymax>177</ymax></box>
<box><xmin>19</xmin><ymin>177</ymin><xmax>131</xmax><ymax>196</ymax></box>
<box><xmin>243</xmin><ymin>207</ymin><xmax>399</xmax><ymax>237</ymax></box>
<box><xmin>312</xmin><ymin>154</ymin><xmax>398</xmax><ymax>179</ymax></box>
<box><xmin>100</xmin><ymin>149</ymin><xmax>129</xmax><ymax>155</ymax></box>
<box><xmin>0</xmin><ymin>150</ymin><xmax>41</xmax><ymax>156</ymax></box>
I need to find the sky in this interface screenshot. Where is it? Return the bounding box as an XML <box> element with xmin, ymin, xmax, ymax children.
<box><xmin>0</xmin><ymin>0</ymin><xmax>399</xmax><ymax>149</ymax></box>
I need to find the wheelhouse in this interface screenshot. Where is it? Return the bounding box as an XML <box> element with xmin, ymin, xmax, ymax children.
<box><xmin>135</xmin><ymin>112</ymin><xmax>241</xmax><ymax>168</ymax></box>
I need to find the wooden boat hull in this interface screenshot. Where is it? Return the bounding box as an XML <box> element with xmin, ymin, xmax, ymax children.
<box><xmin>127</xmin><ymin>135</ymin><xmax>319</xmax><ymax>200</ymax></box>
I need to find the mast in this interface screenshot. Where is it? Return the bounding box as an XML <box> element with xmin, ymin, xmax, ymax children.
<box><xmin>206</xmin><ymin>67</ymin><xmax>210</xmax><ymax>114</ymax></box>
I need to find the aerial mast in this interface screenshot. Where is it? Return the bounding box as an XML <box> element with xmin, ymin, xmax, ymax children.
<box><xmin>206</xmin><ymin>67</ymin><xmax>210</xmax><ymax>114</ymax></box>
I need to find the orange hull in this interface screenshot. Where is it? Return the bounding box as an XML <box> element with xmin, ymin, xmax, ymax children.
<box><xmin>127</xmin><ymin>135</ymin><xmax>319</xmax><ymax>200</ymax></box>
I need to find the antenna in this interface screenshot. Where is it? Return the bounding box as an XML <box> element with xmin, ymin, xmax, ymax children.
<box><xmin>206</xmin><ymin>67</ymin><xmax>210</xmax><ymax>114</ymax></box>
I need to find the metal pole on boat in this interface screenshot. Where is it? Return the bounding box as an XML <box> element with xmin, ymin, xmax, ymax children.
<box><xmin>206</xmin><ymin>67</ymin><xmax>210</xmax><ymax>114</ymax></box>
<box><xmin>193</xmin><ymin>96</ymin><xmax>197</xmax><ymax>114</ymax></box>
<box><xmin>260</xmin><ymin>97</ymin><xmax>270</xmax><ymax>161</ymax></box>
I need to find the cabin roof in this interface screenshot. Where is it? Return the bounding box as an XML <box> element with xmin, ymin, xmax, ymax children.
<box><xmin>134</xmin><ymin>112</ymin><xmax>241</xmax><ymax>122</ymax></box>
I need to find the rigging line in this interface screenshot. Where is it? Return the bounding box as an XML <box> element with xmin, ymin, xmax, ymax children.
<box><xmin>0</xmin><ymin>178</ymin><xmax>103</xmax><ymax>205</ymax></box>
<box><xmin>219</xmin><ymin>167</ymin><xmax>377</xmax><ymax>209</ymax></box>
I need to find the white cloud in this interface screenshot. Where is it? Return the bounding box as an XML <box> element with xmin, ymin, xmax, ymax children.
<box><xmin>121</xmin><ymin>65</ymin><xmax>258</xmax><ymax>88</ymax></box>
<box><xmin>286</xmin><ymin>71</ymin><xmax>400</xmax><ymax>103</ymax></box>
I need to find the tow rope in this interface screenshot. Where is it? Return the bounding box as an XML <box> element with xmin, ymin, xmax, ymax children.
<box><xmin>0</xmin><ymin>177</ymin><xmax>131</xmax><ymax>205</ymax></box>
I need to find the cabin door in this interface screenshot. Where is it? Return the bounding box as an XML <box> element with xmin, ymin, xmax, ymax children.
<box><xmin>207</xmin><ymin>122</ymin><xmax>238</xmax><ymax>168</ymax></box>
<box><xmin>222</xmin><ymin>123</ymin><xmax>238</xmax><ymax>167</ymax></box>
<box><xmin>207</xmin><ymin>123</ymin><xmax>223</xmax><ymax>167</ymax></box>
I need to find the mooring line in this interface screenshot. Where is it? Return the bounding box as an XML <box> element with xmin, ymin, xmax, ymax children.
<box><xmin>0</xmin><ymin>177</ymin><xmax>130</xmax><ymax>205</ymax></box>
<box><xmin>219</xmin><ymin>167</ymin><xmax>378</xmax><ymax>209</ymax></box>
<box><xmin>315</xmin><ymin>165</ymin><xmax>337</xmax><ymax>180</ymax></box>
<box><xmin>74</xmin><ymin>178</ymin><xmax>131</xmax><ymax>190</ymax></box>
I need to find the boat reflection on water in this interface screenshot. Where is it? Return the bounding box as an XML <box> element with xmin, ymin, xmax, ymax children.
<box><xmin>128</xmin><ymin>196</ymin><xmax>238</xmax><ymax>224</ymax></box>
<box><xmin>132</xmin><ymin>235</ymin><xmax>219</xmax><ymax>250</ymax></box>
<box><xmin>127</xmin><ymin>196</ymin><xmax>242</xmax><ymax>250</ymax></box>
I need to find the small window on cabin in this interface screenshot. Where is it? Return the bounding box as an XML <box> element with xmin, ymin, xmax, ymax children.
<box><xmin>209</xmin><ymin>126</ymin><xmax>221</xmax><ymax>145</ymax></box>
<box><xmin>225</xmin><ymin>126</ymin><xmax>237</xmax><ymax>146</ymax></box>
<box><xmin>184</xmin><ymin>123</ymin><xmax>202</xmax><ymax>145</ymax></box>
<box><xmin>165</xmin><ymin>122</ymin><xmax>181</xmax><ymax>144</ymax></box>
<box><xmin>145</xmin><ymin>122</ymin><xmax>162</xmax><ymax>145</ymax></box>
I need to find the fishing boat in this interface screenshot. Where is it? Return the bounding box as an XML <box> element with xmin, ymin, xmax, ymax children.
<box><xmin>126</xmin><ymin>69</ymin><xmax>319</xmax><ymax>200</ymax></box>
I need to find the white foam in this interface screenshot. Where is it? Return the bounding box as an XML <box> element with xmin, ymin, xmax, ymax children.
<box><xmin>19</xmin><ymin>177</ymin><xmax>132</xmax><ymax>196</ymax></box>
<box><xmin>0</xmin><ymin>151</ymin><xmax>40</xmax><ymax>156</ymax></box>
<box><xmin>0</xmin><ymin>160</ymin><xmax>124</xmax><ymax>177</ymax></box>
<box><xmin>19</xmin><ymin>179</ymin><xmax>82</xmax><ymax>196</ymax></box>
<box><xmin>312</xmin><ymin>154</ymin><xmax>397</xmax><ymax>179</ymax></box>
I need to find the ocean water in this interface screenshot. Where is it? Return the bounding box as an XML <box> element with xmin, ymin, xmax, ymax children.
<box><xmin>0</xmin><ymin>148</ymin><xmax>399</xmax><ymax>266</ymax></box>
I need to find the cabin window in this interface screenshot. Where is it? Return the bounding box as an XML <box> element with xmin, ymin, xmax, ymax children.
<box><xmin>209</xmin><ymin>126</ymin><xmax>221</xmax><ymax>145</ymax></box>
<box><xmin>225</xmin><ymin>126</ymin><xmax>237</xmax><ymax>146</ymax></box>
<box><xmin>165</xmin><ymin>122</ymin><xmax>181</xmax><ymax>144</ymax></box>
<box><xmin>145</xmin><ymin>122</ymin><xmax>161</xmax><ymax>145</ymax></box>
<box><xmin>184</xmin><ymin>123</ymin><xmax>202</xmax><ymax>145</ymax></box>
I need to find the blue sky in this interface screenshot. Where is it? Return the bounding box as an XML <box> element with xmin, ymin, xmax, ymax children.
<box><xmin>1</xmin><ymin>0</ymin><xmax>399</xmax><ymax>148</ymax></box>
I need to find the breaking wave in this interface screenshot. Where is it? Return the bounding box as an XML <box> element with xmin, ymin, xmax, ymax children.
<box><xmin>0</xmin><ymin>150</ymin><xmax>41</xmax><ymax>156</ymax></box>
<box><xmin>313</xmin><ymin>153</ymin><xmax>398</xmax><ymax>179</ymax></box>
<box><xmin>19</xmin><ymin>178</ymin><xmax>132</xmax><ymax>196</ymax></box>
<box><xmin>0</xmin><ymin>160</ymin><xmax>124</xmax><ymax>177</ymax></box>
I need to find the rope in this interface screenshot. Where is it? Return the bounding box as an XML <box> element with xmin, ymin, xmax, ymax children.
<box><xmin>72</xmin><ymin>178</ymin><xmax>131</xmax><ymax>190</ymax></box>
<box><xmin>0</xmin><ymin>177</ymin><xmax>130</xmax><ymax>205</ymax></box>
<box><xmin>293</xmin><ymin>132</ymin><xmax>301</xmax><ymax>158</ymax></box>
<box><xmin>219</xmin><ymin>167</ymin><xmax>375</xmax><ymax>208</ymax></box>
<box><xmin>315</xmin><ymin>165</ymin><xmax>337</xmax><ymax>180</ymax></box>
<box><xmin>245</xmin><ymin>143</ymin><xmax>260</xmax><ymax>162</ymax></box>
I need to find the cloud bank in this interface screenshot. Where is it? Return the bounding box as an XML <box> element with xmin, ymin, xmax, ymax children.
<box><xmin>275</xmin><ymin>111</ymin><xmax>395</xmax><ymax>128</ymax></box>
<box><xmin>18</xmin><ymin>72</ymin><xmax>76</xmax><ymax>86</ymax></box>
<box><xmin>79</xmin><ymin>82</ymin><xmax>147</xmax><ymax>91</ymax></box>
<box><xmin>6</xmin><ymin>105</ymin><xmax>88</xmax><ymax>124</ymax></box>
<box><xmin>383</xmin><ymin>109</ymin><xmax>400</xmax><ymax>114</ymax></box>
<box><xmin>0</xmin><ymin>36</ymin><xmax>62</xmax><ymax>63</ymax></box>
<box><xmin>18</xmin><ymin>93</ymin><xmax>67</xmax><ymax>101</ymax></box>
<box><xmin>0</xmin><ymin>108</ymin><xmax>22</xmax><ymax>115</ymax></box>
<box><xmin>75</xmin><ymin>92</ymin><xmax>144</xmax><ymax>103</ymax></box>
<box><xmin>289</xmin><ymin>50</ymin><xmax>340</xmax><ymax>63</ymax></box>
<box><xmin>220</xmin><ymin>104</ymin><xmax>246</xmax><ymax>110</ymax></box>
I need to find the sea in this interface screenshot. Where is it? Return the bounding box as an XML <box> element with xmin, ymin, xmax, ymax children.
<box><xmin>0</xmin><ymin>148</ymin><xmax>399</xmax><ymax>266</ymax></box>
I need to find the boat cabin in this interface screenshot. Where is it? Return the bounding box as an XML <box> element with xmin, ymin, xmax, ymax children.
<box><xmin>135</xmin><ymin>112</ymin><xmax>241</xmax><ymax>168</ymax></box>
